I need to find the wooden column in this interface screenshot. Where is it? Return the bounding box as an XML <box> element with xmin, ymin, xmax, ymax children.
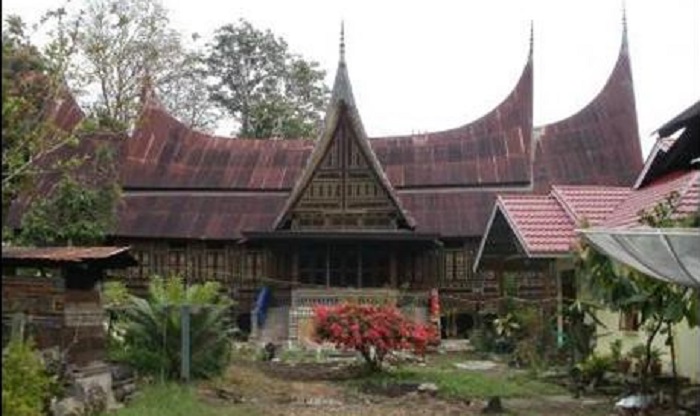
<box><xmin>325</xmin><ymin>243</ymin><xmax>331</xmax><ymax>288</ymax></box>
<box><xmin>357</xmin><ymin>244</ymin><xmax>363</xmax><ymax>288</ymax></box>
<box><xmin>389</xmin><ymin>248</ymin><xmax>397</xmax><ymax>288</ymax></box>
<box><xmin>292</xmin><ymin>246</ymin><xmax>299</xmax><ymax>285</ymax></box>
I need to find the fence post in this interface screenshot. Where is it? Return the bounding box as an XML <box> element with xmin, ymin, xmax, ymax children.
<box><xmin>180</xmin><ymin>305</ymin><xmax>191</xmax><ymax>382</ymax></box>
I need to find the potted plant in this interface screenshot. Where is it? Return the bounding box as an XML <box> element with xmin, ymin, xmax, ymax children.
<box><xmin>628</xmin><ymin>344</ymin><xmax>647</xmax><ymax>375</ymax></box>
<box><xmin>617</xmin><ymin>356</ymin><xmax>632</xmax><ymax>374</ymax></box>
<box><xmin>609</xmin><ymin>339</ymin><xmax>631</xmax><ymax>373</ymax></box>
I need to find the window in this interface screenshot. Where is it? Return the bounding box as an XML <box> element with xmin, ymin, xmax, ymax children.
<box><xmin>619</xmin><ymin>310</ymin><xmax>640</xmax><ymax>331</ymax></box>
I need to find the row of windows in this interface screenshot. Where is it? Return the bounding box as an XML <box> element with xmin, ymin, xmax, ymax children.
<box><xmin>304</xmin><ymin>180</ymin><xmax>383</xmax><ymax>199</ymax></box>
<box><xmin>128</xmin><ymin>246</ymin><xmax>266</xmax><ymax>288</ymax></box>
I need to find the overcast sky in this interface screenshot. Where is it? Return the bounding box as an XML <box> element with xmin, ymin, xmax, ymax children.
<box><xmin>3</xmin><ymin>0</ymin><xmax>698</xmax><ymax>157</ymax></box>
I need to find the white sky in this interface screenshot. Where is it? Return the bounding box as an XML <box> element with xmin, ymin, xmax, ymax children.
<box><xmin>3</xmin><ymin>0</ymin><xmax>699</xmax><ymax>157</ymax></box>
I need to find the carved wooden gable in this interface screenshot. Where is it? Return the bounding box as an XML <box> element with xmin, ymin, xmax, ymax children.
<box><xmin>287</xmin><ymin>111</ymin><xmax>402</xmax><ymax>230</ymax></box>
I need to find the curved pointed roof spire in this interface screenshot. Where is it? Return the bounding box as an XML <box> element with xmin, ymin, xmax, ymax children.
<box><xmin>340</xmin><ymin>20</ymin><xmax>346</xmax><ymax>64</ymax></box>
<box><xmin>529</xmin><ymin>20</ymin><xmax>534</xmax><ymax>60</ymax></box>
<box><xmin>621</xmin><ymin>0</ymin><xmax>629</xmax><ymax>52</ymax></box>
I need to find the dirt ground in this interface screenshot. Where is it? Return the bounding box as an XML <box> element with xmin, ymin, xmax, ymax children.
<box><xmin>197</xmin><ymin>357</ymin><xmax>620</xmax><ymax>416</ymax></box>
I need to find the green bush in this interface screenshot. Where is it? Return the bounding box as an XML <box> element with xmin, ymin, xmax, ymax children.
<box><xmin>110</xmin><ymin>275</ymin><xmax>233</xmax><ymax>380</ymax></box>
<box><xmin>576</xmin><ymin>354</ymin><xmax>613</xmax><ymax>386</ymax></box>
<box><xmin>2</xmin><ymin>338</ymin><xmax>54</xmax><ymax>416</ymax></box>
<box><xmin>102</xmin><ymin>280</ymin><xmax>131</xmax><ymax>308</ymax></box>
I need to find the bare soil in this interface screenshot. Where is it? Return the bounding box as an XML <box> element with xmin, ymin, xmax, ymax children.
<box><xmin>197</xmin><ymin>357</ymin><xmax>621</xmax><ymax>416</ymax></box>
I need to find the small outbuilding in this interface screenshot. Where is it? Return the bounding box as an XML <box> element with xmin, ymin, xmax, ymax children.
<box><xmin>2</xmin><ymin>246</ymin><xmax>137</xmax><ymax>366</ymax></box>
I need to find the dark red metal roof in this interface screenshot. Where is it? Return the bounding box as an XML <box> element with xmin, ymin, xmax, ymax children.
<box><xmin>533</xmin><ymin>32</ymin><xmax>643</xmax><ymax>193</ymax></box>
<box><xmin>8</xmin><ymin>31</ymin><xmax>644</xmax><ymax>241</ymax></box>
<box><xmin>370</xmin><ymin>55</ymin><xmax>533</xmax><ymax>188</ymax></box>
<box><xmin>117</xmin><ymin>192</ymin><xmax>287</xmax><ymax>239</ymax></box>
<box><xmin>122</xmin><ymin>104</ymin><xmax>313</xmax><ymax>190</ymax></box>
<box><xmin>398</xmin><ymin>191</ymin><xmax>500</xmax><ymax>237</ymax></box>
<box><xmin>6</xmin><ymin>133</ymin><xmax>125</xmax><ymax>228</ymax></box>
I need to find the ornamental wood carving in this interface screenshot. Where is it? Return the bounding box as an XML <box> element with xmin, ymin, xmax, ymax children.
<box><xmin>290</xmin><ymin>113</ymin><xmax>400</xmax><ymax>230</ymax></box>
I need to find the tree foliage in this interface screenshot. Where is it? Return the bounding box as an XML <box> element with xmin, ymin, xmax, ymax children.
<box><xmin>1</xmin><ymin>13</ymin><xmax>81</xmax><ymax>225</ymax></box>
<box><xmin>575</xmin><ymin>192</ymin><xmax>699</xmax><ymax>393</ymax></box>
<box><xmin>69</xmin><ymin>0</ymin><xmax>219</xmax><ymax>131</ymax></box>
<box><xmin>313</xmin><ymin>303</ymin><xmax>438</xmax><ymax>371</ymax></box>
<box><xmin>2</xmin><ymin>337</ymin><xmax>55</xmax><ymax>416</ymax></box>
<box><xmin>17</xmin><ymin>142</ymin><xmax>120</xmax><ymax>247</ymax></box>
<box><xmin>206</xmin><ymin>19</ymin><xmax>329</xmax><ymax>139</ymax></box>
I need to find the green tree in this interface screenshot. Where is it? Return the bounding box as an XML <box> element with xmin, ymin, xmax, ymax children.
<box><xmin>1</xmin><ymin>13</ymin><xmax>81</xmax><ymax>227</ymax></box>
<box><xmin>156</xmin><ymin>42</ymin><xmax>221</xmax><ymax>132</ymax></box>
<box><xmin>576</xmin><ymin>192</ymin><xmax>699</xmax><ymax>397</ymax></box>
<box><xmin>71</xmin><ymin>0</ymin><xmax>219</xmax><ymax>130</ymax></box>
<box><xmin>205</xmin><ymin>19</ymin><xmax>329</xmax><ymax>139</ymax></box>
<box><xmin>18</xmin><ymin>142</ymin><xmax>120</xmax><ymax>247</ymax></box>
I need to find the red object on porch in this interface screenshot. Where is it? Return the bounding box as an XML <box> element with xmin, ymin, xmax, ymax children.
<box><xmin>429</xmin><ymin>289</ymin><xmax>440</xmax><ymax>323</ymax></box>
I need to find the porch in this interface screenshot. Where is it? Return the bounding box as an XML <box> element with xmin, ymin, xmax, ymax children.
<box><xmin>252</xmin><ymin>287</ymin><xmax>430</xmax><ymax>345</ymax></box>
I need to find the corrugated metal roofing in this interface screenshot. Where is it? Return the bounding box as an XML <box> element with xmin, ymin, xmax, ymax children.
<box><xmin>371</xmin><ymin>55</ymin><xmax>532</xmax><ymax>188</ymax></box>
<box><xmin>2</xmin><ymin>246</ymin><xmax>133</xmax><ymax>263</ymax></box>
<box><xmin>117</xmin><ymin>193</ymin><xmax>287</xmax><ymax>239</ymax></box>
<box><xmin>8</xmin><ymin>31</ymin><xmax>644</xmax><ymax>241</ymax></box>
<box><xmin>533</xmin><ymin>32</ymin><xmax>643</xmax><ymax>192</ymax></box>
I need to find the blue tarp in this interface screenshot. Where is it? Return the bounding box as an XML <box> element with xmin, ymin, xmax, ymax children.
<box><xmin>253</xmin><ymin>287</ymin><xmax>271</xmax><ymax>328</ymax></box>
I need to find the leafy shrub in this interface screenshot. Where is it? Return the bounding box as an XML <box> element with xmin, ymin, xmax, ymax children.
<box><xmin>102</xmin><ymin>280</ymin><xmax>131</xmax><ymax>308</ymax></box>
<box><xmin>469</xmin><ymin>327</ymin><xmax>497</xmax><ymax>353</ymax></box>
<box><xmin>313</xmin><ymin>302</ymin><xmax>438</xmax><ymax>371</ymax></box>
<box><xmin>2</xmin><ymin>338</ymin><xmax>55</xmax><ymax>416</ymax></box>
<box><xmin>575</xmin><ymin>354</ymin><xmax>613</xmax><ymax>386</ymax></box>
<box><xmin>110</xmin><ymin>275</ymin><xmax>233</xmax><ymax>380</ymax></box>
<box><xmin>609</xmin><ymin>339</ymin><xmax>623</xmax><ymax>363</ymax></box>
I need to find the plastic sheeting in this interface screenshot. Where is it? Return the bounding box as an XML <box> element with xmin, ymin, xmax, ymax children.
<box><xmin>577</xmin><ymin>228</ymin><xmax>700</xmax><ymax>288</ymax></box>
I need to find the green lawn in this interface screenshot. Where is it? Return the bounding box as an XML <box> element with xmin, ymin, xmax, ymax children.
<box><xmin>353</xmin><ymin>365</ymin><xmax>567</xmax><ymax>400</ymax></box>
<box><xmin>105</xmin><ymin>383</ymin><xmax>258</xmax><ymax>416</ymax></box>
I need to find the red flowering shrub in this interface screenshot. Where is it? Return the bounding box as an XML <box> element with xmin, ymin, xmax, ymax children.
<box><xmin>313</xmin><ymin>303</ymin><xmax>439</xmax><ymax>371</ymax></box>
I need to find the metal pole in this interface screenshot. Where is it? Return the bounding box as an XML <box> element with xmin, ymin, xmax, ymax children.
<box><xmin>180</xmin><ymin>305</ymin><xmax>191</xmax><ymax>382</ymax></box>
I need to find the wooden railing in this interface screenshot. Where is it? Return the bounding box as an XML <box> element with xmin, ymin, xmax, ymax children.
<box><xmin>288</xmin><ymin>288</ymin><xmax>430</xmax><ymax>342</ymax></box>
<box><xmin>291</xmin><ymin>288</ymin><xmax>401</xmax><ymax>309</ymax></box>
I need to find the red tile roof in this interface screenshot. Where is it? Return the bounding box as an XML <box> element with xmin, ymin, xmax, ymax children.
<box><xmin>480</xmin><ymin>171</ymin><xmax>698</xmax><ymax>260</ymax></box>
<box><xmin>551</xmin><ymin>185</ymin><xmax>631</xmax><ymax>226</ymax></box>
<box><xmin>603</xmin><ymin>170</ymin><xmax>699</xmax><ymax>228</ymax></box>
<box><xmin>495</xmin><ymin>194</ymin><xmax>576</xmax><ymax>255</ymax></box>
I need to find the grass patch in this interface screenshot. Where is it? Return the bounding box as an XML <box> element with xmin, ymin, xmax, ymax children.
<box><xmin>354</xmin><ymin>365</ymin><xmax>567</xmax><ymax>400</ymax></box>
<box><xmin>105</xmin><ymin>383</ymin><xmax>258</xmax><ymax>416</ymax></box>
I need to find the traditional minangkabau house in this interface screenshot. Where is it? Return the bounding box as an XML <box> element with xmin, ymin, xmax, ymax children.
<box><xmin>8</xmin><ymin>22</ymin><xmax>644</xmax><ymax>341</ymax></box>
